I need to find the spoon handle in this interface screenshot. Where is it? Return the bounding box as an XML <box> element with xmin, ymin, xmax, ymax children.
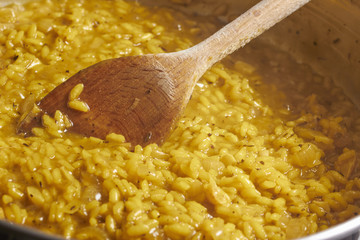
<box><xmin>190</xmin><ymin>0</ymin><xmax>310</xmax><ymax>76</ymax></box>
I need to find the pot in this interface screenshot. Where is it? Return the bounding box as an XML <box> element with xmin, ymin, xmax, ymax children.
<box><xmin>0</xmin><ymin>0</ymin><xmax>359</xmax><ymax>239</ymax></box>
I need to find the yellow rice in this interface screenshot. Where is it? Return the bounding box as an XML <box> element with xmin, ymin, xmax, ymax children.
<box><xmin>0</xmin><ymin>0</ymin><xmax>360</xmax><ymax>239</ymax></box>
<box><xmin>68</xmin><ymin>83</ymin><xmax>89</xmax><ymax>112</ymax></box>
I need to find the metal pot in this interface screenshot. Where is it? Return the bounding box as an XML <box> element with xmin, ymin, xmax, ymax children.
<box><xmin>1</xmin><ymin>0</ymin><xmax>360</xmax><ymax>239</ymax></box>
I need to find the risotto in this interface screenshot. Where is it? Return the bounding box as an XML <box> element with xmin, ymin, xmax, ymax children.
<box><xmin>0</xmin><ymin>0</ymin><xmax>360</xmax><ymax>239</ymax></box>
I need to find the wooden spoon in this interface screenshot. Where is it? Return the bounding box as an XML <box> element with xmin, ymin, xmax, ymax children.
<box><xmin>17</xmin><ymin>0</ymin><xmax>310</xmax><ymax>146</ymax></box>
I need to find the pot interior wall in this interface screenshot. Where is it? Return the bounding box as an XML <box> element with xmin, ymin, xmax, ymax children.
<box><xmin>150</xmin><ymin>0</ymin><xmax>360</xmax><ymax>108</ymax></box>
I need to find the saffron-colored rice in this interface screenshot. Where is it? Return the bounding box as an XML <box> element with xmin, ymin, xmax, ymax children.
<box><xmin>68</xmin><ymin>83</ymin><xmax>89</xmax><ymax>112</ymax></box>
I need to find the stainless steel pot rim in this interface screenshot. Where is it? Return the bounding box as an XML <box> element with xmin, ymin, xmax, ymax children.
<box><xmin>0</xmin><ymin>219</ymin><xmax>63</xmax><ymax>240</ymax></box>
<box><xmin>1</xmin><ymin>215</ymin><xmax>359</xmax><ymax>240</ymax></box>
<box><xmin>298</xmin><ymin>215</ymin><xmax>360</xmax><ymax>240</ymax></box>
